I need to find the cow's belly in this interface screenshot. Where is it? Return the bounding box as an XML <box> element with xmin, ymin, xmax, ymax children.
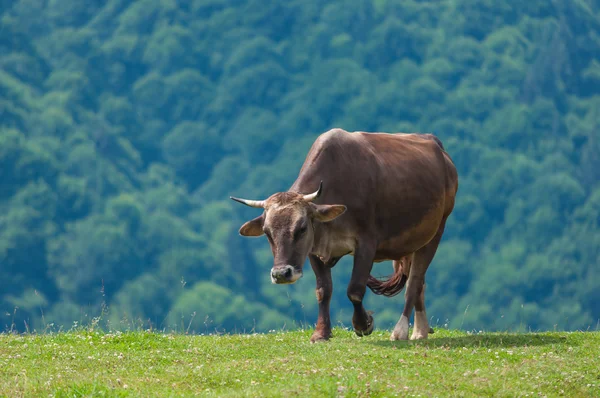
<box><xmin>373</xmin><ymin>203</ymin><xmax>444</xmax><ymax>261</ymax></box>
<box><xmin>373</xmin><ymin>237</ymin><xmax>423</xmax><ymax>261</ymax></box>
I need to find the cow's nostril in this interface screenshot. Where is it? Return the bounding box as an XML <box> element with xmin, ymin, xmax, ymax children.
<box><xmin>284</xmin><ymin>267</ymin><xmax>292</xmax><ymax>278</ymax></box>
<box><xmin>271</xmin><ymin>270</ymin><xmax>277</xmax><ymax>279</ymax></box>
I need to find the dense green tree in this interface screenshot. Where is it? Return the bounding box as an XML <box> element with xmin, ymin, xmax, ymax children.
<box><xmin>1</xmin><ymin>0</ymin><xmax>598</xmax><ymax>333</ymax></box>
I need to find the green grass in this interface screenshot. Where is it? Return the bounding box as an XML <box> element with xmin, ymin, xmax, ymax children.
<box><xmin>0</xmin><ymin>329</ymin><xmax>599</xmax><ymax>397</ymax></box>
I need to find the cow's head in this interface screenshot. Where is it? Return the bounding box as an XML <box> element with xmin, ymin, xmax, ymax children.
<box><xmin>231</xmin><ymin>182</ymin><xmax>346</xmax><ymax>284</ymax></box>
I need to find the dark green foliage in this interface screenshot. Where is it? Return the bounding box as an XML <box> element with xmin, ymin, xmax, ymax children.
<box><xmin>1</xmin><ymin>0</ymin><xmax>598</xmax><ymax>333</ymax></box>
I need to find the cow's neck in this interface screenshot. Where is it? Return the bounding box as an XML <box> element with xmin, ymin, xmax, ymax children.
<box><xmin>311</xmin><ymin>222</ymin><xmax>354</xmax><ymax>263</ymax></box>
<box><xmin>310</xmin><ymin>222</ymin><xmax>332</xmax><ymax>262</ymax></box>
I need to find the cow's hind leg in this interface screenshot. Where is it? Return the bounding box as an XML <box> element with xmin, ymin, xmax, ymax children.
<box><xmin>347</xmin><ymin>240</ymin><xmax>377</xmax><ymax>337</ymax></box>
<box><xmin>411</xmin><ymin>282</ymin><xmax>429</xmax><ymax>340</ymax></box>
<box><xmin>391</xmin><ymin>221</ymin><xmax>445</xmax><ymax>341</ymax></box>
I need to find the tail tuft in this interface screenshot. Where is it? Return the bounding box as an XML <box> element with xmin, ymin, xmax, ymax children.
<box><xmin>366</xmin><ymin>273</ymin><xmax>408</xmax><ymax>297</ymax></box>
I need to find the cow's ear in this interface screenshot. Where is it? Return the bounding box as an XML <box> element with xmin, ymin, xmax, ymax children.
<box><xmin>239</xmin><ymin>215</ymin><xmax>265</xmax><ymax>237</ymax></box>
<box><xmin>311</xmin><ymin>204</ymin><xmax>347</xmax><ymax>223</ymax></box>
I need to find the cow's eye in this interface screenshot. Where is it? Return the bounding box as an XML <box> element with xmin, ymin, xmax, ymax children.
<box><xmin>294</xmin><ymin>225</ymin><xmax>307</xmax><ymax>240</ymax></box>
<box><xmin>264</xmin><ymin>230</ymin><xmax>274</xmax><ymax>244</ymax></box>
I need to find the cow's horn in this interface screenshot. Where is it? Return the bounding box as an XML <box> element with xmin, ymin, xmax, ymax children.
<box><xmin>303</xmin><ymin>181</ymin><xmax>323</xmax><ymax>202</ymax></box>
<box><xmin>229</xmin><ymin>196</ymin><xmax>265</xmax><ymax>208</ymax></box>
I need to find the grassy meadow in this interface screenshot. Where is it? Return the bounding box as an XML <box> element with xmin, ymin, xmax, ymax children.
<box><xmin>1</xmin><ymin>328</ymin><xmax>599</xmax><ymax>397</ymax></box>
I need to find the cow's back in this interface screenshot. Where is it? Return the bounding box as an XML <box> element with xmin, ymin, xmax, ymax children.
<box><xmin>291</xmin><ymin>129</ymin><xmax>456</xmax><ymax>254</ymax></box>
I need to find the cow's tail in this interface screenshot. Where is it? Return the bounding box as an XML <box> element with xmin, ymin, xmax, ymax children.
<box><xmin>366</xmin><ymin>262</ymin><xmax>408</xmax><ymax>297</ymax></box>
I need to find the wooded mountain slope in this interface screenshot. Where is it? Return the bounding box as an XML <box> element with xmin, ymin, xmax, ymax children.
<box><xmin>1</xmin><ymin>0</ymin><xmax>599</xmax><ymax>333</ymax></box>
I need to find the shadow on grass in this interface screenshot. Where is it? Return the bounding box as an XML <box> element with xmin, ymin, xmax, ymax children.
<box><xmin>368</xmin><ymin>333</ymin><xmax>572</xmax><ymax>349</ymax></box>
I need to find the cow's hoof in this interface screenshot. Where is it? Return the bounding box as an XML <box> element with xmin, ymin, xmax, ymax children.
<box><xmin>390</xmin><ymin>331</ymin><xmax>409</xmax><ymax>341</ymax></box>
<box><xmin>429</xmin><ymin>327</ymin><xmax>435</xmax><ymax>334</ymax></box>
<box><xmin>310</xmin><ymin>331</ymin><xmax>331</xmax><ymax>343</ymax></box>
<box><xmin>390</xmin><ymin>315</ymin><xmax>409</xmax><ymax>341</ymax></box>
<box><xmin>354</xmin><ymin>314</ymin><xmax>374</xmax><ymax>337</ymax></box>
<box><xmin>410</xmin><ymin>332</ymin><xmax>428</xmax><ymax>340</ymax></box>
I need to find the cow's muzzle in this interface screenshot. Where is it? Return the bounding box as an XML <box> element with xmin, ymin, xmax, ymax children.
<box><xmin>271</xmin><ymin>265</ymin><xmax>302</xmax><ymax>284</ymax></box>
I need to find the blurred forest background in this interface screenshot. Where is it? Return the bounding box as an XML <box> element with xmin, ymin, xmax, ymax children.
<box><xmin>1</xmin><ymin>0</ymin><xmax>599</xmax><ymax>334</ymax></box>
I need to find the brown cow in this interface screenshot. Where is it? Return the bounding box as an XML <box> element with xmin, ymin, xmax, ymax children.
<box><xmin>231</xmin><ymin>128</ymin><xmax>458</xmax><ymax>342</ymax></box>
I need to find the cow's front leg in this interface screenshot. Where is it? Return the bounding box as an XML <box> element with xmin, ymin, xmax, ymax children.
<box><xmin>309</xmin><ymin>255</ymin><xmax>333</xmax><ymax>343</ymax></box>
<box><xmin>347</xmin><ymin>241</ymin><xmax>376</xmax><ymax>337</ymax></box>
